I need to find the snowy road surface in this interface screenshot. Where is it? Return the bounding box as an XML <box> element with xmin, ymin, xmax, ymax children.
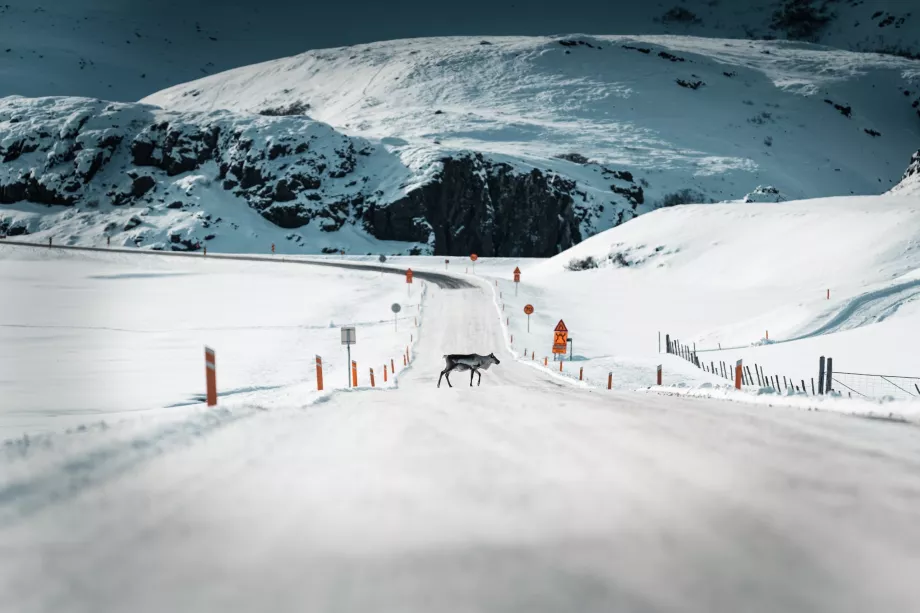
<box><xmin>2</xmin><ymin>279</ymin><xmax>920</xmax><ymax>612</ymax></box>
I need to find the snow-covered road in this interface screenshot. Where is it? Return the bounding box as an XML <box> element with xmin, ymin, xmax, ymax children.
<box><xmin>2</xmin><ymin>274</ymin><xmax>920</xmax><ymax>612</ymax></box>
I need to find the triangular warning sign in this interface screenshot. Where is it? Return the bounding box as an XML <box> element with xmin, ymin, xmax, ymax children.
<box><xmin>554</xmin><ymin>320</ymin><xmax>567</xmax><ymax>332</ymax></box>
<box><xmin>514</xmin><ymin>267</ymin><xmax>521</xmax><ymax>274</ymax></box>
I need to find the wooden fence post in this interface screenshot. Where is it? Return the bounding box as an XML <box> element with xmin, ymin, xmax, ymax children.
<box><xmin>608</xmin><ymin>372</ymin><xmax>612</xmax><ymax>390</ymax></box>
<box><xmin>657</xmin><ymin>364</ymin><xmax>662</xmax><ymax>386</ymax></box>
<box><xmin>801</xmin><ymin>380</ymin><xmax>806</xmax><ymax>395</ymax></box>
<box><xmin>391</xmin><ymin>358</ymin><xmax>395</xmax><ymax>373</ymax></box>
<box><xmin>826</xmin><ymin>357</ymin><xmax>833</xmax><ymax>393</ymax></box>
<box><xmin>315</xmin><ymin>355</ymin><xmax>324</xmax><ymax>391</ymax></box>
<box><xmin>384</xmin><ymin>364</ymin><xmax>388</xmax><ymax>383</ymax></box>
<box><xmin>818</xmin><ymin>356</ymin><xmax>826</xmax><ymax>395</ymax></box>
<box><xmin>370</xmin><ymin>368</ymin><xmax>375</xmax><ymax>388</ymax></box>
<box><xmin>735</xmin><ymin>360</ymin><xmax>742</xmax><ymax>390</ymax></box>
<box><xmin>205</xmin><ymin>346</ymin><xmax>217</xmax><ymax>406</ymax></box>
<box><xmin>666</xmin><ymin>334</ymin><xmax>671</xmax><ymax>354</ymax></box>
<box><xmin>579</xmin><ymin>367</ymin><xmax>583</xmax><ymax>381</ymax></box>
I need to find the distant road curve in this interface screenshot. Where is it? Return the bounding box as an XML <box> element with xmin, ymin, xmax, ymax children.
<box><xmin>0</xmin><ymin>240</ymin><xmax>474</xmax><ymax>290</ymax></box>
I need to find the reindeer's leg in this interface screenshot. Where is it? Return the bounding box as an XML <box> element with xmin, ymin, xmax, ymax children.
<box><xmin>470</xmin><ymin>368</ymin><xmax>475</xmax><ymax>387</ymax></box>
<box><xmin>437</xmin><ymin>370</ymin><xmax>444</xmax><ymax>388</ymax></box>
<box><xmin>445</xmin><ymin>370</ymin><xmax>453</xmax><ymax>388</ymax></box>
<box><xmin>477</xmin><ymin>370</ymin><xmax>482</xmax><ymax>386</ymax></box>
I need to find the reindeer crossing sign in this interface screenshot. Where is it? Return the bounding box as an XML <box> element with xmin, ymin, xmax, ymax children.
<box><xmin>552</xmin><ymin>320</ymin><xmax>568</xmax><ymax>354</ymax></box>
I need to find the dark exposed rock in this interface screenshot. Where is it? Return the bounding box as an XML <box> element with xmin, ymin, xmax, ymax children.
<box><xmin>365</xmin><ymin>154</ymin><xmax>582</xmax><ymax>257</ymax></box>
<box><xmin>899</xmin><ymin>150</ymin><xmax>920</xmax><ymax>186</ymax></box>
<box><xmin>659</xmin><ymin>52</ymin><xmax>686</xmax><ymax>62</ymax></box>
<box><xmin>555</xmin><ymin>152</ymin><xmax>590</xmax><ymax>164</ymax></box>
<box><xmin>260</xmin><ymin>202</ymin><xmax>313</xmax><ymax>228</ymax></box>
<box><xmin>258</xmin><ymin>101</ymin><xmax>311</xmax><ymax>117</ymax></box>
<box><xmin>622</xmin><ymin>45</ymin><xmax>652</xmax><ymax>54</ymax></box>
<box><xmin>123</xmin><ymin>215</ymin><xmax>143</xmax><ymax>231</ymax></box>
<box><xmin>676</xmin><ymin>79</ymin><xmax>705</xmax><ymax>90</ymax></box>
<box><xmin>131</xmin><ymin>175</ymin><xmax>155</xmax><ymax>197</ymax></box>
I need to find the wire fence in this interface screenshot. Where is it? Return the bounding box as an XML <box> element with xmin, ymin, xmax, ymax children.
<box><xmin>663</xmin><ymin>332</ymin><xmax>920</xmax><ymax>401</ymax></box>
<box><xmin>833</xmin><ymin>372</ymin><xmax>920</xmax><ymax>401</ymax></box>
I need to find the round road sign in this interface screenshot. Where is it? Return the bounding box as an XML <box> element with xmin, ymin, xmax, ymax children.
<box><xmin>379</xmin><ymin>255</ymin><xmax>387</xmax><ymax>263</ymax></box>
<box><xmin>470</xmin><ymin>253</ymin><xmax>479</xmax><ymax>262</ymax></box>
<box><xmin>391</xmin><ymin>303</ymin><xmax>402</xmax><ymax>313</ymax></box>
<box><xmin>523</xmin><ymin>304</ymin><xmax>534</xmax><ymax>315</ymax></box>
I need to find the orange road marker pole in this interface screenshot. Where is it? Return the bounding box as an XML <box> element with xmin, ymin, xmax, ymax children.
<box><xmin>205</xmin><ymin>347</ymin><xmax>217</xmax><ymax>406</ymax></box>
<box><xmin>352</xmin><ymin>360</ymin><xmax>358</xmax><ymax>387</ymax></box>
<box><xmin>315</xmin><ymin>355</ymin><xmax>324</xmax><ymax>391</ymax></box>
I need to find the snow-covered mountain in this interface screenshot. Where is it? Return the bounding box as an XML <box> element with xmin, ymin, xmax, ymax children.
<box><xmin>1</xmin><ymin>1</ymin><xmax>919</xmax><ymax>101</ymax></box>
<box><xmin>2</xmin><ymin>35</ymin><xmax>919</xmax><ymax>255</ymax></box>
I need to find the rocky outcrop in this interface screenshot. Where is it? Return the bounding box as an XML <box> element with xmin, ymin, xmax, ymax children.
<box><xmin>892</xmin><ymin>150</ymin><xmax>920</xmax><ymax>193</ymax></box>
<box><xmin>903</xmin><ymin>150</ymin><xmax>920</xmax><ymax>182</ymax></box>
<box><xmin>365</xmin><ymin>154</ymin><xmax>582</xmax><ymax>257</ymax></box>
<box><xmin>0</xmin><ymin>96</ymin><xmax>630</xmax><ymax>255</ymax></box>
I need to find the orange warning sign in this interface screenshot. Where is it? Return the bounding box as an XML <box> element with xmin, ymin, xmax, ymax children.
<box><xmin>470</xmin><ymin>253</ymin><xmax>478</xmax><ymax>261</ymax></box>
<box><xmin>513</xmin><ymin>266</ymin><xmax>521</xmax><ymax>283</ymax></box>
<box><xmin>523</xmin><ymin>304</ymin><xmax>534</xmax><ymax>315</ymax></box>
<box><xmin>553</xmin><ymin>319</ymin><xmax>568</xmax><ymax>354</ymax></box>
<box><xmin>406</xmin><ymin>268</ymin><xmax>413</xmax><ymax>283</ymax></box>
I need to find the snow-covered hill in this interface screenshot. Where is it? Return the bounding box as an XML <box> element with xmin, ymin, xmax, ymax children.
<box><xmin>145</xmin><ymin>35</ymin><xmax>920</xmax><ymax>205</ymax></box>
<box><xmin>491</xmin><ymin>187</ymin><xmax>920</xmax><ymax>397</ymax></box>
<box><xmin>2</xmin><ymin>35</ymin><xmax>919</xmax><ymax>255</ymax></box>
<box><xmin>2</xmin><ymin>1</ymin><xmax>919</xmax><ymax>101</ymax></box>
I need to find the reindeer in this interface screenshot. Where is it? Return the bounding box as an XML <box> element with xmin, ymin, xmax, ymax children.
<box><xmin>438</xmin><ymin>353</ymin><xmax>501</xmax><ymax>388</ymax></box>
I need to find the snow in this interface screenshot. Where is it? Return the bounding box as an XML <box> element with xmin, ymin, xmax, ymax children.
<box><xmin>0</xmin><ymin>244</ymin><xmax>425</xmax><ymax>438</ymax></box>
<box><xmin>387</xmin><ymin>190</ymin><xmax>920</xmax><ymax>417</ymax></box>
<box><xmin>1</xmin><ymin>250</ymin><xmax>919</xmax><ymax>613</ymax></box>
<box><xmin>144</xmin><ymin>34</ymin><xmax>920</xmax><ymax>208</ymax></box>
<box><xmin>4</xmin><ymin>35</ymin><xmax>917</xmax><ymax>257</ymax></box>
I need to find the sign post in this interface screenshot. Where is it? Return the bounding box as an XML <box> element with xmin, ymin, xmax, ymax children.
<box><xmin>523</xmin><ymin>304</ymin><xmax>534</xmax><ymax>332</ymax></box>
<box><xmin>391</xmin><ymin>303</ymin><xmax>401</xmax><ymax>331</ymax></box>
<box><xmin>470</xmin><ymin>253</ymin><xmax>478</xmax><ymax>274</ymax></box>
<box><xmin>567</xmin><ymin>337</ymin><xmax>573</xmax><ymax>361</ymax></box>
<box><xmin>553</xmin><ymin>320</ymin><xmax>568</xmax><ymax>360</ymax></box>
<box><xmin>341</xmin><ymin>326</ymin><xmax>356</xmax><ymax>387</ymax></box>
<box><xmin>513</xmin><ymin>267</ymin><xmax>521</xmax><ymax>296</ymax></box>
